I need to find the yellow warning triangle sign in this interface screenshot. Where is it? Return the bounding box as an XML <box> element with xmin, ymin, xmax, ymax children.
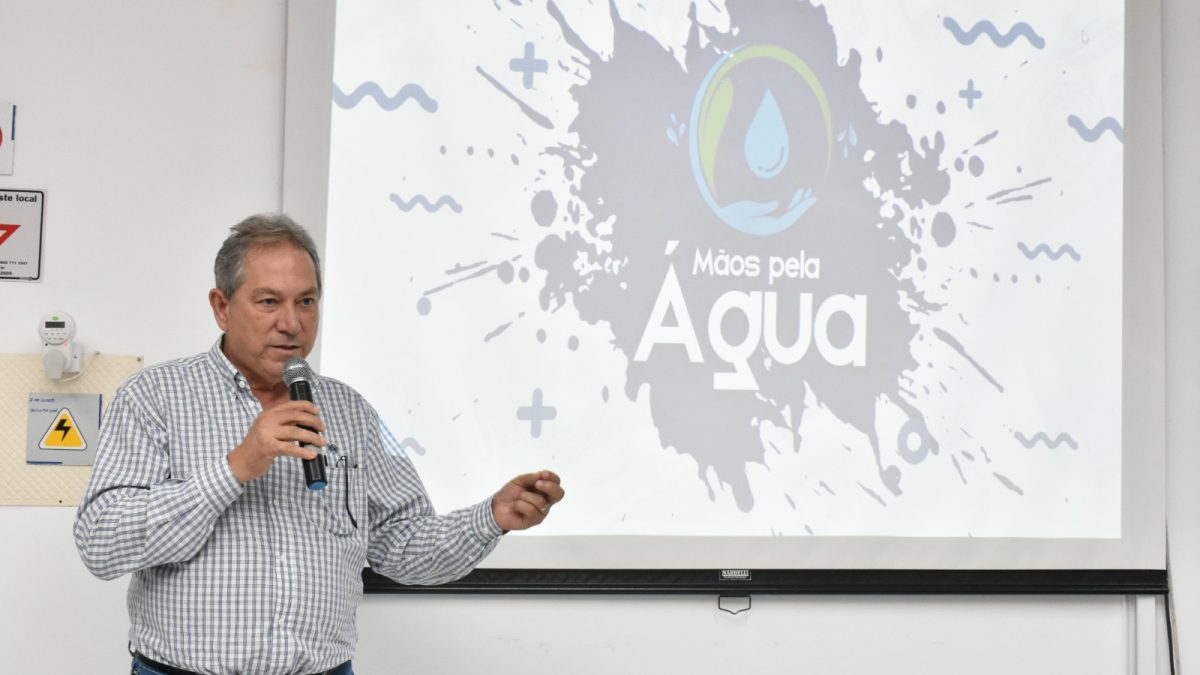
<box><xmin>39</xmin><ymin>407</ymin><xmax>88</xmax><ymax>450</ymax></box>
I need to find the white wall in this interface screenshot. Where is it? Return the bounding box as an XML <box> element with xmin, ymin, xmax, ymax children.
<box><xmin>0</xmin><ymin>1</ymin><xmax>286</xmax><ymax>671</ymax></box>
<box><xmin>0</xmin><ymin>0</ymin><xmax>286</xmax><ymax>361</ymax></box>
<box><xmin>0</xmin><ymin>1</ymin><xmax>1190</xmax><ymax>673</ymax></box>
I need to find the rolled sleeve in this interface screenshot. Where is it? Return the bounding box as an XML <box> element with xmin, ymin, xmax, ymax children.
<box><xmin>195</xmin><ymin>454</ymin><xmax>244</xmax><ymax>514</ymax></box>
<box><xmin>470</xmin><ymin>497</ymin><xmax>505</xmax><ymax>541</ymax></box>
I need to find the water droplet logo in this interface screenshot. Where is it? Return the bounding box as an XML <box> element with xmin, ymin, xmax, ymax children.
<box><xmin>745</xmin><ymin>90</ymin><xmax>789</xmax><ymax>179</ymax></box>
<box><xmin>689</xmin><ymin>45</ymin><xmax>833</xmax><ymax>236</ymax></box>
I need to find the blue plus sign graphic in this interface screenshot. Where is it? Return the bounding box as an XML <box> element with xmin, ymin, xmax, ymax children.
<box><xmin>959</xmin><ymin>79</ymin><xmax>982</xmax><ymax>109</ymax></box>
<box><xmin>510</xmin><ymin>42</ymin><xmax>548</xmax><ymax>89</ymax></box>
<box><xmin>517</xmin><ymin>388</ymin><xmax>557</xmax><ymax>438</ymax></box>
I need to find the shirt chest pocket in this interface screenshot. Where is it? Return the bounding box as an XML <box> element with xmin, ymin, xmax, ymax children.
<box><xmin>302</xmin><ymin>444</ymin><xmax>364</xmax><ymax>537</ymax></box>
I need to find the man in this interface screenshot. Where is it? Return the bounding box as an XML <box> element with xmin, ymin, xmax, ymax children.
<box><xmin>74</xmin><ymin>214</ymin><xmax>564</xmax><ymax>675</ymax></box>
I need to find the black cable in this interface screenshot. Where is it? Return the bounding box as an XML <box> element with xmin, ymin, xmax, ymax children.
<box><xmin>1164</xmin><ymin>534</ymin><xmax>1176</xmax><ymax>675</ymax></box>
<box><xmin>1165</xmin><ymin>589</ymin><xmax>1176</xmax><ymax>675</ymax></box>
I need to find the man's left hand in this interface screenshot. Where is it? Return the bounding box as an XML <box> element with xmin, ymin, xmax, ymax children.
<box><xmin>492</xmin><ymin>470</ymin><xmax>564</xmax><ymax>531</ymax></box>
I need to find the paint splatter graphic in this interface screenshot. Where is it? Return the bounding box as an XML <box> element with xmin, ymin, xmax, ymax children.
<box><xmin>538</xmin><ymin>0</ymin><xmax>950</xmax><ymax>506</ymax></box>
<box><xmin>323</xmin><ymin>0</ymin><xmax>1123</xmax><ymax>538</ymax></box>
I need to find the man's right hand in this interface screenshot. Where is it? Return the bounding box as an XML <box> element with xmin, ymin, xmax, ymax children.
<box><xmin>227</xmin><ymin>401</ymin><xmax>326</xmax><ymax>484</ymax></box>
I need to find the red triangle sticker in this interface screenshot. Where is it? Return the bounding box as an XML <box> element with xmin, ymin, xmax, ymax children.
<box><xmin>0</xmin><ymin>224</ymin><xmax>19</xmax><ymax>248</ymax></box>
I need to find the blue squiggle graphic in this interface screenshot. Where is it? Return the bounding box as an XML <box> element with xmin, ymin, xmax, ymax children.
<box><xmin>1014</xmin><ymin>431</ymin><xmax>1078</xmax><ymax>450</ymax></box>
<box><xmin>943</xmin><ymin>18</ymin><xmax>1045</xmax><ymax>49</ymax></box>
<box><xmin>390</xmin><ymin>193</ymin><xmax>463</xmax><ymax>214</ymax></box>
<box><xmin>333</xmin><ymin>82</ymin><xmax>438</xmax><ymax>112</ymax></box>
<box><xmin>1017</xmin><ymin>242</ymin><xmax>1080</xmax><ymax>261</ymax></box>
<box><xmin>1067</xmin><ymin>114</ymin><xmax>1124</xmax><ymax>143</ymax></box>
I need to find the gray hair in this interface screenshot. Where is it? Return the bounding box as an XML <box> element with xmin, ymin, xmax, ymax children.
<box><xmin>214</xmin><ymin>213</ymin><xmax>322</xmax><ymax>298</ymax></box>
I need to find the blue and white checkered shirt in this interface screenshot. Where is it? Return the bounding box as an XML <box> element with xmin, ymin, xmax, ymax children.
<box><xmin>74</xmin><ymin>340</ymin><xmax>502</xmax><ymax>674</ymax></box>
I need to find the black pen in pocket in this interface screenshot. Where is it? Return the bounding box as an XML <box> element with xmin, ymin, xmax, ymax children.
<box><xmin>327</xmin><ymin>443</ymin><xmax>358</xmax><ymax>529</ymax></box>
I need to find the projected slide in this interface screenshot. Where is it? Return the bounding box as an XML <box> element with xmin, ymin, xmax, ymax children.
<box><xmin>323</xmin><ymin>0</ymin><xmax>1123</xmax><ymax>540</ymax></box>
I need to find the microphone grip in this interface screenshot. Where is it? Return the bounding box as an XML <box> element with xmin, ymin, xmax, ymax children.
<box><xmin>302</xmin><ymin>449</ymin><xmax>328</xmax><ymax>491</ymax></box>
<box><xmin>288</xmin><ymin>380</ymin><xmax>328</xmax><ymax>491</ymax></box>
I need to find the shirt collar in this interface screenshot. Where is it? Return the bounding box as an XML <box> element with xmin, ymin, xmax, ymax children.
<box><xmin>207</xmin><ymin>336</ymin><xmax>248</xmax><ymax>389</ymax></box>
<box><xmin>206</xmin><ymin>335</ymin><xmax>319</xmax><ymax>392</ymax></box>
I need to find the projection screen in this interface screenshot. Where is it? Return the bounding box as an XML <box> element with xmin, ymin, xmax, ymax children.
<box><xmin>294</xmin><ymin>0</ymin><xmax>1165</xmax><ymax>575</ymax></box>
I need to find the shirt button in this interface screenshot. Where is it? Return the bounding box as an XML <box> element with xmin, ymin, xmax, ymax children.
<box><xmin>278</xmin><ymin>554</ymin><xmax>286</xmax><ymax>563</ymax></box>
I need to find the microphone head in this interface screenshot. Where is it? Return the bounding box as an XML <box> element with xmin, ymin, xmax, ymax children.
<box><xmin>282</xmin><ymin>357</ymin><xmax>314</xmax><ymax>388</ymax></box>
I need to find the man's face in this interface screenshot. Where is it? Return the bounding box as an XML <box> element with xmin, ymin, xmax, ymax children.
<box><xmin>208</xmin><ymin>243</ymin><xmax>320</xmax><ymax>390</ymax></box>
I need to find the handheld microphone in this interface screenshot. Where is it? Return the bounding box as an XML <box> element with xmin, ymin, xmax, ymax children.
<box><xmin>282</xmin><ymin>357</ymin><xmax>327</xmax><ymax>490</ymax></box>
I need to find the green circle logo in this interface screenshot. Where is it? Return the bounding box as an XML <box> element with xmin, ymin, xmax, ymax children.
<box><xmin>689</xmin><ymin>45</ymin><xmax>834</xmax><ymax>235</ymax></box>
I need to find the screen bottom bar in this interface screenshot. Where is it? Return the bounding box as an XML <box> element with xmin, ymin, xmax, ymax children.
<box><xmin>363</xmin><ymin>568</ymin><xmax>1168</xmax><ymax>595</ymax></box>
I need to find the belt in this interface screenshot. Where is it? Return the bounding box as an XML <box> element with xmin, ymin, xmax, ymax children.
<box><xmin>134</xmin><ymin>652</ymin><xmax>348</xmax><ymax>675</ymax></box>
